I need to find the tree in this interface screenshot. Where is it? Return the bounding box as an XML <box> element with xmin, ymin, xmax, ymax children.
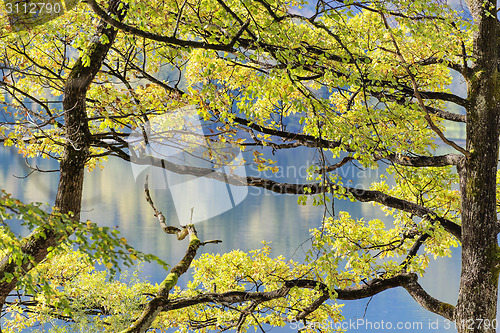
<box><xmin>0</xmin><ymin>0</ymin><xmax>498</xmax><ymax>332</ymax></box>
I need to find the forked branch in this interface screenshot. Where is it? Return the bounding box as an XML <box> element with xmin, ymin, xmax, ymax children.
<box><xmin>122</xmin><ymin>179</ymin><xmax>222</xmax><ymax>333</ymax></box>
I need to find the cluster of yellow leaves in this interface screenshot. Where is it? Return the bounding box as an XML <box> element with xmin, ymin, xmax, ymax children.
<box><xmin>308</xmin><ymin>206</ymin><xmax>459</xmax><ymax>292</ymax></box>
<box><xmin>157</xmin><ymin>242</ymin><xmax>343</xmax><ymax>332</ymax></box>
<box><xmin>1</xmin><ymin>0</ymin><xmax>472</xmax><ymax>180</ymax></box>
<box><xmin>2</xmin><ymin>241</ymin><xmax>347</xmax><ymax>332</ymax></box>
<box><xmin>3</xmin><ymin>249</ymin><xmax>155</xmax><ymax>333</ymax></box>
<box><xmin>310</xmin><ymin>213</ymin><xmax>410</xmax><ymax>288</ymax></box>
<box><xmin>370</xmin><ymin>166</ymin><xmax>460</xmax><ymax>258</ymax></box>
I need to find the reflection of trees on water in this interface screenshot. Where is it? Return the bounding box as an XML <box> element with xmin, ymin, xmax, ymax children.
<box><xmin>1</xmin><ymin>145</ymin><xmax>460</xmax><ymax>312</ymax></box>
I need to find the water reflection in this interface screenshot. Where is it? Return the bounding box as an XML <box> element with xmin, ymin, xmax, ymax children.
<box><xmin>0</xmin><ymin>146</ymin><xmax>462</xmax><ymax>332</ymax></box>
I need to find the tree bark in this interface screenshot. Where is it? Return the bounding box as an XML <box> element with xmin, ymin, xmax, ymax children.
<box><xmin>456</xmin><ymin>1</ymin><xmax>500</xmax><ymax>332</ymax></box>
<box><xmin>121</xmin><ymin>225</ymin><xmax>201</xmax><ymax>333</ymax></box>
<box><xmin>0</xmin><ymin>0</ymin><xmax>125</xmax><ymax>306</ymax></box>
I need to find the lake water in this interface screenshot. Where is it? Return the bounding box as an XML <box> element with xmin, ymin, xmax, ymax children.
<box><xmin>0</xmin><ymin>144</ymin><xmax>464</xmax><ymax>332</ymax></box>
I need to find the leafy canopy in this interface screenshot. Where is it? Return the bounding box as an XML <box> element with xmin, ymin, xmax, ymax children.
<box><xmin>0</xmin><ymin>0</ymin><xmax>474</xmax><ymax>331</ymax></box>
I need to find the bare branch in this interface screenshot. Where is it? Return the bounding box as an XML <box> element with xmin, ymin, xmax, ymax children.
<box><xmin>125</xmin><ymin>151</ymin><xmax>463</xmax><ymax>240</ymax></box>
<box><xmin>121</xmin><ymin>223</ymin><xmax>201</xmax><ymax>333</ymax></box>
<box><xmin>143</xmin><ymin>175</ymin><xmax>187</xmax><ymax>240</ymax></box>
<box><xmin>404</xmin><ymin>278</ymin><xmax>455</xmax><ymax>320</ymax></box>
<box><xmin>380</xmin><ymin>152</ymin><xmax>463</xmax><ymax>167</ymax></box>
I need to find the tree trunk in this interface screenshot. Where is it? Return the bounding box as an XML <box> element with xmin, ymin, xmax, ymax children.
<box><xmin>456</xmin><ymin>1</ymin><xmax>500</xmax><ymax>332</ymax></box>
<box><xmin>0</xmin><ymin>0</ymin><xmax>125</xmax><ymax>306</ymax></box>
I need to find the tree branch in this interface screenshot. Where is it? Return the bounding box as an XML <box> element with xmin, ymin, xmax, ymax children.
<box><xmin>380</xmin><ymin>13</ymin><xmax>469</xmax><ymax>157</ymax></box>
<box><xmin>233</xmin><ymin>116</ymin><xmax>463</xmax><ymax>167</ymax></box>
<box><xmin>402</xmin><ymin>233</ymin><xmax>430</xmax><ymax>271</ymax></box>
<box><xmin>164</xmin><ymin>273</ymin><xmax>451</xmax><ymax>323</ymax></box>
<box><xmin>121</xmin><ymin>186</ymin><xmax>204</xmax><ymax>333</ymax></box>
<box><xmin>121</xmin><ymin>224</ymin><xmax>201</xmax><ymax>333</ymax></box>
<box><xmin>86</xmin><ymin>0</ymin><xmax>245</xmax><ymax>52</ymax></box>
<box><xmin>0</xmin><ymin>0</ymin><xmax>127</xmax><ymax>307</ymax></box>
<box><xmin>143</xmin><ymin>175</ymin><xmax>188</xmax><ymax>240</ymax></box>
<box><xmin>122</xmin><ymin>151</ymin><xmax>462</xmax><ymax>240</ymax></box>
<box><xmin>404</xmin><ymin>277</ymin><xmax>455</xmax><ymax>320</ymax></box>
<box><xmin>121</xmin><ymin>178</ymin><xmax>221</xmax><ymax>332</ymax></box>
<box><xmin>370</xmin><ymin>91</ymin><xmax>466</xmax><ymax>123</ymax></box>
<box><xmin>379</xmin><ymin>152</ymin><xmax>463</xmax><ymax>167</ymax></box>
